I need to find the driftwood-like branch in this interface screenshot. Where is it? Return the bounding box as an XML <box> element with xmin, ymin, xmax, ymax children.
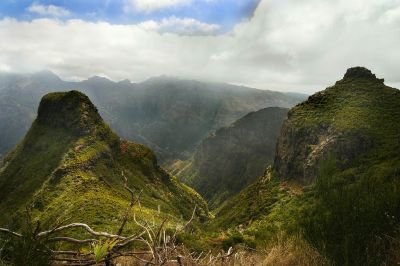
<box><xmin>50</xmin><ymin>257</ymin><xmax>93</xmax><ymax>262</ymax></box>
<box><xmin>47</xmin><ymin>237</ymin><xmax>97</xmax><ymax>244</ymax></box>
<box><xmin>37</xmin><ymin>223</ymin><xmax>124</xmax><ymax>239</ymax></box>
<box><xmin>51</xmin><ymin>250</ymin><xmax>92</xmax><ymax>255</ymax></box>
<box><xmin>0</xmin><ymin>228</ymin><xmax>22</xmax><ymax>237</ymax></box>
<box><xmin>1</xmin><ymin>173</ymin><xmax>209</xmax><ymax>266</ymax></box>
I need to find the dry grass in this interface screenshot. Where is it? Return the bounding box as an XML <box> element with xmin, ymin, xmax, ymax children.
<box><xmin>113</xmin><ymin>235</ymin><xmax>328</xmax><ymax>266</ymax></box>
<box><xmin>261</xmin><ymin>235</ymin><xmax>328</xmax><ymax>266</ymax></box>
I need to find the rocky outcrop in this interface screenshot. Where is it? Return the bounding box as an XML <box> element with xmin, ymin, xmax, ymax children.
<box><xmin>274</xmin><ymin>122</ymin><xmax>372</xmax><ymax>184</ymax></box>
<box><xmin>274</xmin><ymin>67</ymin><xmax>397</xmax><ymax>184</ymax></box>
<box><xmin>37</xmin><ymin>91</ymin><xmax>103</xmax><ymax>135</ymax></box>
<box><xmin>342</xmin><ymin>66</ymin><xmax>384</xmax><ymax>82</ymax></box>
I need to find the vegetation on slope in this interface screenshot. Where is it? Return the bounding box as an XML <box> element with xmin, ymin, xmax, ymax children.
<box><xmin>170</xmin><ymin>107</ymin><xmax>288</xmax><ymax>208</ymax></box>
<box><xmin>0</xmin><ymin>91</ymin><xmax>208</xmax><ymax>235</ymax></box>
<box><xmin>272</xmin><ymin>67</ymin><xmax>400</xmax><ymax>264</ymax></box>
<box><xmin>1</xmin><ymin>67</ymin><xmax>399</xmax><ymax>265</ymax></box>
<box><xmin>275</xmin><ymin>67</ymin><xmax>400</xmax><ymax>183</ymax></box>
<box><xmin>213</xmin><ymin>67</ymin><xmax>400</xmax><ymax>265</ymax></box>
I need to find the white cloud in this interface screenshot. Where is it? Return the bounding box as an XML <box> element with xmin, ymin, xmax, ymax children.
<box><xmin>138</xmin><ymin>16</ymin><xmax>220</xmax><ymax>35</ymax></box>
<box><xmin>27</xmin><ymin>2</ymin><xmax>70</xmax><ymax>17</ymax></box>
<box><xmin>124</xmin><ymin>0</ymin><xmax>191</xmax><ymax>13</ymax></box>
<box><xmin>2</xmin><ymin>0</ymin><xmax>400</xmax><ymax>93</ymax></box>
<box><xmin>379</xmin><ymin>5</ymin><xmax>400</xmax><ymax>24</ymax></box>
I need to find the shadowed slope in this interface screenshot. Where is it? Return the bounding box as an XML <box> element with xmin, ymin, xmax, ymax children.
<box><xmin>170</xmin><ymin>107</ymin><xmax>288</xmax><ymax>208</ymax></box>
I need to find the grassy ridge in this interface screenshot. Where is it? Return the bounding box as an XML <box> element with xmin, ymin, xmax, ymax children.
<box><xmin>213</xmin><ymin>68</ymin><xmax>400</xmax><ymax>265</ymax></box>
<box><xmin>0</xmin><ymin>91</ymin><xmax>208</xmax><ymax>235</ymax></box>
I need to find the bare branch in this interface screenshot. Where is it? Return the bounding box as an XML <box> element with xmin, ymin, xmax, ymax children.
<box><xmin>0</xmin><ymin>228</ymin><xmax>22</xmax><ymax>237</ymax></box>
<box><xmin>51</xmin><ymin>250</ymin><xmax>91</xmax><ymax>255</ymax></box>
<box><xmin>47</xmin><ymin>237</ymin><xmax>97</xmax><ymax>244</ymax></box>
<box><xmin>134</xmin><ymin>214</ymin><xmax>153</xmax><ymax>244</ymax></box>
<box><xmin>117</xmin><ymin>171</ymin><xmax>142</xmax><ymax>236</ymax></box>
<box><xmin>115</xmin><ymin>231</ymin><xmax>146</xmax><ymax>248</ymax></box>
<box><xmin>183</xmin><ymin>206</ymin><xmax>197</xmax><ymax>230</ymax></box>
<box><xmin>50</xmin><ymin>257</ymin><xmax>93</xmax><ymax>262</ymax></box>
<box><xmin>37</xmin><ymin>223</ymin><xmax>124</xmax><ymax>239</ymax></box>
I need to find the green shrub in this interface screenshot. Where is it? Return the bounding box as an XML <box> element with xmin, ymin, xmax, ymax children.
<box><xmin>301</xmin><ymin>156</ymin><xmax>400</xmax><ymax>265</ymax></box>
<box><xmin>0</xmin><ymin>217</ymin><xmax>53</xmax><ymax>266</ymax></box>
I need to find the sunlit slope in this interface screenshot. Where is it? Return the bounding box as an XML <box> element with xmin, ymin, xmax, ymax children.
<box><xmin>0</xmin><ymin>91</ymin><xmax>208</xmax><ymax>231</ymax></box>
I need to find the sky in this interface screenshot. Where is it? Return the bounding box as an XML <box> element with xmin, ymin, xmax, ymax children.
<box><xmin>0</xmin><ymin>0</ymin><xmax>399</xmax><ymax>93</ymax></box>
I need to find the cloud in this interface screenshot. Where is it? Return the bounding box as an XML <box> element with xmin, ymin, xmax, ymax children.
<box><xmin>138</xmin><ymin>16</ymin><xmax>220</xmax><ymax>35</ymax></box>
<box><xmin>124</xmin><ymin>0</ymin><xmax>191</xmax><ymax>13</ymax></box>
<box><xmin>2</xmin><ymin>0</ymin><xmax>400</xmax><ymax>93</ymax></box>
<box><xmin>27</xmin><ymin>2</ymin><xmax>70</xmax><ymax>17</ymax></box>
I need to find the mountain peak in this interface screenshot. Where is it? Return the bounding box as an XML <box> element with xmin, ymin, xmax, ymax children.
<box><xmin>37</xmin><ymin>90</ymin><xmax>103</xmax><ymax>135</ymax></box>
<box><xmin>342</xmin><ymin>66</ymin><xmax>384</xmax><ymax>82</ymax></box>
<box><xmin>32</xmin><ymin>70</ymin><xmax>61</xmax><ymax>81</ymax></box>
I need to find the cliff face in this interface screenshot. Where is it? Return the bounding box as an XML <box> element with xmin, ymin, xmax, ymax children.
<box><xmin>274</xmin><ymin>67</ymin><xmax>399</xmax><ymax>183</ymax></box>
<box><xmin>37</xmin><ymin>91</ymin><xmax>103</xmax><ymax>135</ymax></box>
<box><xmin>214</xmin><ymin>67</ymin><xmax>400</xmax><ymax>265</ymax></box>
<box><xmin>171</xmin><ymin>107</ymin><xmax>288</xmax><ymax>208</ymax></box>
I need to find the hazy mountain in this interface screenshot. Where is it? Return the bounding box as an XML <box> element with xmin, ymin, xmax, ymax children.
<box><xmin>169</xmin><ymin>107</ymin><xmax>288</xmax><ymax>208</ymax></box>
<box><xmin>0</xmin><ymin>91</ymin><xmax>208</xmax><ymax>229</ymax></box>
<box><xmin>0</xmin><ymin>72</ymin><xmax>306</xmax><ymax>161</ymax></box>
<box><xmin>215</xmin><ymin>67</ymin><xmax>400</xmax><ymax>265</ymax></box>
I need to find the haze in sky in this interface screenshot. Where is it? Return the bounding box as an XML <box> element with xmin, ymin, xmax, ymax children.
<box><xmin>0</xmin><ymin>0</ymin><xmax>399</xmax><ymax>93</ymax></box>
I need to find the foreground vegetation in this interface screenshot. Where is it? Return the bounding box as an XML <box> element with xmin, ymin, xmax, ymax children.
<box><xmin>1</xmin><ymin>68</ymin><xmax>400</xmax><ymax>265</ymax></box>
<box><xmin>0</xmin><ymin>210</ymin><xmax>328</xmax><ymax>266</ymax></box>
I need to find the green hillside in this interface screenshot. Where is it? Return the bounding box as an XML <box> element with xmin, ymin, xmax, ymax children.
<box><xmin>275</xmin><ymin>67</ymin><xmax>400</xmax><ymax>184</ymax></box>
<box><xmin>169</xmin><ymin>107</ymin><xmax>288</xmax><ymax>208</ymax></box>
<box><xmin>0</xmin><ymin>91</ymin><xmax>208</xmax><ymax>233</ymax></box>
<box><xmin>215</xmin><ymin>67</ymin><xmax>400</xmax><ymax>265</ymax></box>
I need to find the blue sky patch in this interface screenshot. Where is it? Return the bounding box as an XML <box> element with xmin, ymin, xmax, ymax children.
<box><xmin>0</xmin><ymin>0</ymin><xmax>260</xmax><ymax>33</ymax></box>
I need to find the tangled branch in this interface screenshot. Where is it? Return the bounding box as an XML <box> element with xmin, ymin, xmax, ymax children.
<box><xmin>0</xmin><ymin>172</ymin><xmax>232</xmax><ymax>266</ymax></box>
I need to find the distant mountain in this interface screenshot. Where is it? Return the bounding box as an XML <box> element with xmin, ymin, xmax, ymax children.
<box><xmin>0</xmin><ymin>91</ymin><xmax>208</xmax><ymax>229</ymax></box>
<box><xmin>214</xmin><ymin>67</ymin><xmax>400</xmax><ymax>265</ymax></box>
<box><xmin>169</xmin><ymin>107</ymin><xmax>288</xmax><ymax>208</ymax></box>
<box><xmin>0</xmin><ymin>72</ymin><xmax>306</xmax><ymax>161</ymax></box>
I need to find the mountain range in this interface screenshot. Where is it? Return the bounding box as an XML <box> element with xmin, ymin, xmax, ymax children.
<box><xmin>0</xmin><ymin>67</ymin><xmax>399</xmax><ymax>265</ymax></box>
<box><xmin>0</xmin><ymin>72</ymin><xmax>306</xmax><ymax>162</ymax></box>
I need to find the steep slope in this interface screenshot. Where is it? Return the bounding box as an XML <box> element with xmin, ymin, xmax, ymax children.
<box><xmin>170</xmin><ymin>107</ymin><xmax>288</xmax><ymax>208</ymax></box>
<box><xmin>214</xmin><ymin>67</ymin><xmax>400</xmax><ymax>265</ymax></box>
<box><xmin>0</xmin><ymin>91</ymin><xmax>208</xmax><ymax>231</ymax></box>
<box><xmin>0</xmin><ymin>72</ymin><xmax>306</xmax><ymax>161</ymax></box>
<box><xmin>274</xmin><ymin>66</ymin><xmax>400</xmax><ymax>183</ymax></box>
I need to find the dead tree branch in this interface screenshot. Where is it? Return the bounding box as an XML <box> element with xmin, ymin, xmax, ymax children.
<box><xmin>0</xmin><ymin>228</ymin><xmax>22</xmax><ymax>237</ymax></box>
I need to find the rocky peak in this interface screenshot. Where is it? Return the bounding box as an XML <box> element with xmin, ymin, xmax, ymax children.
<box><xmin>342</xmin><ymin>67</ymin><xmax>384</xmax><ymax>83</ymax></box>
<box><xmin>37</xmin><ymin>90</ymin><xmax>103</xmax><ymax>135</ymax></box>
<box><xmin>274</xmin><ymin>67</ymin><xmax>397</xmax><ymax>184</ymax></box>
